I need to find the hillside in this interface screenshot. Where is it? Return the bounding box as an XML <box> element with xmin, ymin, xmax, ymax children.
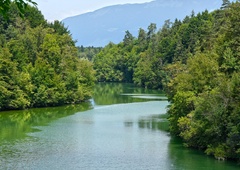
<box><xmin>62</xmin><ymin>0</ymin><xmax>222</xmax><ymax>47</ymax></box>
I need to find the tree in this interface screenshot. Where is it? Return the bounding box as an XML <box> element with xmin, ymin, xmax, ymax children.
<box><xmin>0</xmin><ymin>0</ymin><xmax>37</xmax><ymax>17</ymax></box>
<box><xmin>48</xmin><ymin>20</ymin><xmax>70</xmax><ymax>35</ymax></box>
<box><xmin>123</xmin><ymin>30</ymin><xmax>134</xmax><ymax>47</ymax></box>
<box><xmin>221</xmin><ymin>0</ymin><xmax>231</xmax><ymax>10</ymax></box>
<box><xmin>93</xmin><ymin>43</ymin><xmax>124</xmax><ymax>82</ymax></box>
<box><xmin>133</xmin><ymin>51</ymin><xmax>155</xmax><ymax>88</ymax></box>
<box><xmin>225</xmin><ymin>2</ymin><xmax>240</xmax><ymax>60</ymax></box>
<box><xmin>0</xmin><ymin>48</ymin><xmax>30</xmax><ymax>110</ymax></box>
<box><xmin>24</xmin><ymin>4</ymin><xmax>46</xmax><ymax>28</ymax></box>
<box><xmin>147</xmin><ymin>23</ymin><xmax>157</xmax><ymax>41</ymax></box>
<box><xmin>137</xmin><ymin>28</ymin><xmax>147</xmax><ymax>52</ymax></box>
<box><xmin>167</xmin><ymin>52</ymin><xmax>219</xmax><ymax>134</ymax></box>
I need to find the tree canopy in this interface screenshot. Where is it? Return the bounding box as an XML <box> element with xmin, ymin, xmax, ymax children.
<box><xmin>0</xmin><ymin>3</ymin><xmax>95</xmax><ymax>111</ymax></box>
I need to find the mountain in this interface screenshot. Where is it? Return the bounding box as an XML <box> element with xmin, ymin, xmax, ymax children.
<box><xmin>62</xmin><ymin>0</ymin><xmax>222</xmax><ymax>47</ymax></box>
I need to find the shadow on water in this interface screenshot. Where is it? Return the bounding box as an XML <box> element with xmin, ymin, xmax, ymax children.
<box><xmin>137</xmin><ymin>114</ymin><xmax>169</xmax><ymax>132</ymax></box>
<box><xmin>168</xmin><ymin>136</ymin><xmax>240</xmax><ymax>170</ymax></box>
<box><xmin>0</xmin><ymin>102</ymin><xmax>92</xmax><ymax>141</ymax></box>
<box><xmin>93</xmin><ymin>82</ymin><xmax>166</xmax><ymax>105</ymax></box>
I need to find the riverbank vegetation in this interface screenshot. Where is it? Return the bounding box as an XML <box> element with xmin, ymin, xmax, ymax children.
<box><xmin>0</xmin><ymin>3</ymin><xmax>95</xmax><ymax>111</ymax></box>
<box><xmin>93</xmin><ymin>1</ymin><xmax>240</xmax><ymax>160</ymax></box>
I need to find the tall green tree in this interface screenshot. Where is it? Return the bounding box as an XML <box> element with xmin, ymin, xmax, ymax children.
<box><xmin>0</xmin><ymin>48</ymin><xmax>30</xmax><ymax>110</ymax></box>
<box><xmin>123</xmin><ymin>30</ymin><xmax>134</xmax><ymax>47</ymax></box>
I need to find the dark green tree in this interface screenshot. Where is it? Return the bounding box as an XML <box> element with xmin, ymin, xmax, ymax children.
<box><xmin>221</xmin><ymin>0</ymin><xmax>231</xmax><ymax>10</ymax></box>
<box><xmin>0</xmin><ymin>0</ymin><xmax>37</xmax><ymax>17</ymax></box>
<box><xmin>48</xmin><ymin>20</ymin><xmax>70</xmax><ymax>35</ymax></box>
<box><xmin>123</xmin><ymin>30</ymin><xmax>134</xmax><ymax>48</ymax></box>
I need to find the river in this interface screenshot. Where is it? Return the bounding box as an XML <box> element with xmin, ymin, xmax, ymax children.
<box><xmin>0</xmin><ymin>83</ymin><xmax>239</xmax><ymax>169</ymax></box>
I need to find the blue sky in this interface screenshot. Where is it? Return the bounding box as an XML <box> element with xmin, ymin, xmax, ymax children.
<box><xmin>34</xmin><ymin>0</ymin><xmax>153</xmax><ymax>21</ymax></box>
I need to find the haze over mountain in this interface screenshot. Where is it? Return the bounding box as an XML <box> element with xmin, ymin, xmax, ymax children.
<box><xmin>62</xmin><ymin>0</ymin><xmax>222</xmax><ymax>47</ymax></box>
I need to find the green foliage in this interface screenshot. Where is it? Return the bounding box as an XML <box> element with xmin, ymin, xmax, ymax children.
<box><xmin>165</xmin><ymin>2</ymin><xmax>240</xmax><ymax>161</ymax></box>
<box><xmin>123</xmin><ymin>30</ymin><xmax>134</xmax><ymax>48</ymax></box>
<box><xmin>48</xmin><ymin>20</ymin><xmax>70</xmax><ymax>35</ymax></box>
<box><xmin>0</xmin><ymin>4</ymin><xmax>95</xmax><ymax>111</ymax></box>
<box><xmin>93</xmin><ymin>43</ymin><xmax>131</xmax><ymax>82</ymax></box>
<box><xmin>168</xmin><ymin>52</ymin><xmax>240</xmax><ymax>160</ymax></box>
<box><xmin>77</xmin><ymin>46</ymin><xmax>102</xmax><ymax>61</ymax></box>
<box><xmin>0</xmin><ymin>0</ymin><xmax>37</xmax><ymax>17</ymax></box>
<box><xmin>0</xmin><ymin>47</ymin><xmax>30</xmax><ymax>110</ymax></box>
<box><xmin>93</xmin><ymin>9</ymin><xmax>218</xmax><ymax>89</ymax></box>
<box><xmin>24</xmin><ymin>4</ymin><xmax>46</xmax><ymax>28</ymax></box>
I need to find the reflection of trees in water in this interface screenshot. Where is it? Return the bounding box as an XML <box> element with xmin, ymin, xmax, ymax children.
<box><xmin>0</xmin><ymin>102</ymin><xmax>92</xmax><ymax>141</ymax></box>
<box><xmin>138</xmin><ymin>114</ymin><xmax>169</xmax><ymax>132</ymax></box>
<box><xmin>93</xmin><ymin>83</ymin><xmax>138</xmax><ymax>105</ymax></box>
<box><xmin>124</xmin><ymin>121</ymin><xmax>134</xmax><ymax>127</ymax></box>
<box><xmin>93</xmin><ymin>83</ymin><xmax>126</xmax><ymax>105</ymax></box>
<box><xmin>93</xmin><ymin>83</ymin><xmax>164</xmax><ymax>105</ymax></box>
<box><xmin>167</xmin><ymin>136</ymin><xmax>239</xmax><ymax>170</ymax></box>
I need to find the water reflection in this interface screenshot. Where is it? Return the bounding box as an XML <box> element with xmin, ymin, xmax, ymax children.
<box><xmin>93</xmin><ymin>82</ymin><xmax>166</xmax><ymax>105</ymax></box>
<box><xmin>0</xmin><ymin>102</ymin><xmax>92</xmax><ymax>141</ymax></box>
<box><xmin>168</xmin><ymin>137</ymin><xmax>239</xmax><ymax>170</ymax></box>
<box><xmin>138</xmin><ymin>114</ymin><xmax>169</xmax><ymax>132</ymax></box>
<box><xmin>124</xmin><ymin>121</ymin><xmax>134</xmax><ymax>127</ymax></box>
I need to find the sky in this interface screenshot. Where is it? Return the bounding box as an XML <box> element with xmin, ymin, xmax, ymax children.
<box><xmin>34</xmin><ymin>0</ymin><xmax>153</xmax><ymax>22</ymax></box>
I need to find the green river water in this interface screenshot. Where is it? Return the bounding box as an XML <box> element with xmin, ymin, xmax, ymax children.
<box><xmin>0</xmin><ymin>83</ymin><xmax>239</xmax><ymax>169</ymax></box>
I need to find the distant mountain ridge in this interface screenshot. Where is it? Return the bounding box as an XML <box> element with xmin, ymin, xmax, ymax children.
<box><xmin>62</xmin><ymin>0</ymin><xmax>222</xmax><ymax>47</ymax></box>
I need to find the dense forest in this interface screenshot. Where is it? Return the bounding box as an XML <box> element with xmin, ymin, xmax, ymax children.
<box><xmin>93</xmin><ymin>1</ymin><xmax>240</xmax><ymax>160</ymax></box>
<box><xmin>77</xmin><ymin>46</ymin><xmax>102</xmax><ymax>61</ymax></box>
<box><xmin>0</xmin><ymin>3</ymin><xmax>95</xmax><ymax>111</ymax></box>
